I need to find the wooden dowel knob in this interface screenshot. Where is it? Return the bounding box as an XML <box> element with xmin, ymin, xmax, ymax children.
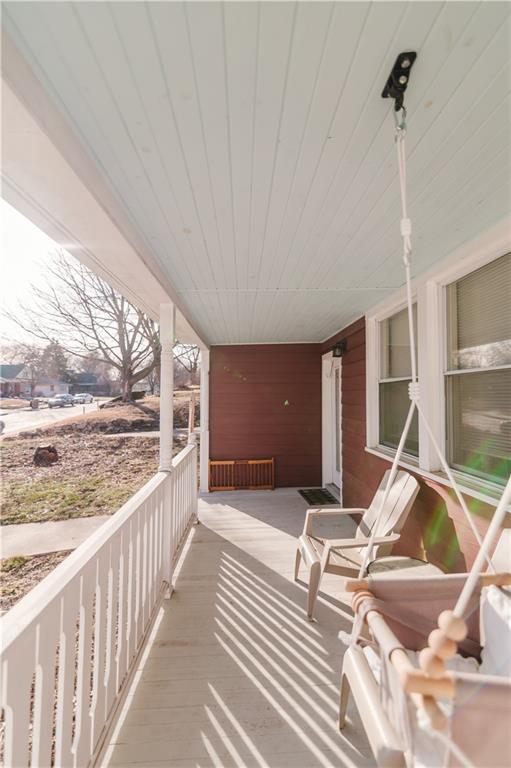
<box><xmin>428</xmin><ymin>629</ymin><xmax>457</xmax><ymax>660</ymax></box>
<box><xmin>419</xmin><ymin>648</ymin><xmax>445</xmax><ymax>677</ymax></box>
<box><xmin>438</xmin><ymin>610</ymin><xmax>467</xmax><ymax>642</ymax></box>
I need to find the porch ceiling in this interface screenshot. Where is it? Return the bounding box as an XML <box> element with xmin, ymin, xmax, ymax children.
<box><xmin>3</xmin><ymin>1</ymin><xmax>510</xmax><ymax>344</ymax></box>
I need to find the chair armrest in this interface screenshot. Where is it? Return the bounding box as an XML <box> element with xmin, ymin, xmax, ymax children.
<box><xmin>303</xmin><ymin>507</ymin><xmax>366</xmax><ymax>535</ymax></box>
<box><xmin>297</xmin><ymin>534</ymin><xmax>321</xmax><ymax>568</ymax></box>
<box><xmin>306</xmin><ymin>508</ymin><xmax>366</xmax><ymax>516</ymax></box>
<box><xmin>327</xmin><ymin>533</ymin><xmax>400</xmax><ymax>550</ymax></box>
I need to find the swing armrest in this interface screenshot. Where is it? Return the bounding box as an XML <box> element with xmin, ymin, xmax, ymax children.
<box><xmin>327</xmin><ymin>533</ymin><xmax>400</xmax><ymax>550</ymax></box>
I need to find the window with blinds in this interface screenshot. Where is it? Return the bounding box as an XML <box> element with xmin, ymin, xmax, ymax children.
<box><xmin>446</xmin><ymin>252</ymin><xmax>511</xmax><ymax>484</ymax></box>
<box><xmin>379</xmin><ymin>304</ymin><xmax>418</xmax><ymax>456</ymax></box>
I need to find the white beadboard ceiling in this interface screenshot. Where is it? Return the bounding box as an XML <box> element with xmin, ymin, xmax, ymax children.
<box><xmin>3</xmin><ymin>1</ymin><xmax>510</xmax><ymax>344</ymax></box>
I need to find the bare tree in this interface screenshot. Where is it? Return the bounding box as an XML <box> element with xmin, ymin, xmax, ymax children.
<box><xmin>73</xmin><ymin>353</ymin><xmax>120</xmax><ymax>392</ymax></box>
<box><xmin>145</xmin><ymin>365</ymin><xmax>160</xmax><ymax>395</ymax></box>
<box><xmin>5</xmin><ymin>251</ymin><xmax>160</xmax><ymax>401</ymax></box>
<box><xmin>174</xmin><ymin>345</ymin><xmax>200</xmax><ymax>384</ymax></box>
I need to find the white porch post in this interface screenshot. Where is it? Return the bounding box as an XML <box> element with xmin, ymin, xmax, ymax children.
<box><xmin>160</xmin><ymin>303</ymin><xmax>175</xmax><ymax>594</ymax></box>
<box><xmin>159</xmin><ymin>302</ymin><xmax>175</xmax><ymax>471</ymax></box>
<box><xmin>199</xmin><ymin>348</ymin><xmax>210</xmax><ymax>492</ymax></box>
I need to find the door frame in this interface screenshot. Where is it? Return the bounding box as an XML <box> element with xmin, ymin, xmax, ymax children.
<box><xmin>321</xmin><ymin>351</ymin><xmax>342</xmax><ymax>498</ymax></box>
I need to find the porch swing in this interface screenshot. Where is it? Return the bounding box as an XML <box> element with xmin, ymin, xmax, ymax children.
<box><xmin>336</xmin><ymin>53</ymin><xmax>511</xmax><ymax>767</ymax></box>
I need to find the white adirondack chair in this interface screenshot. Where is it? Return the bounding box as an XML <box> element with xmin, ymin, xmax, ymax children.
<box><xmin>295</xmin><ymin>470</ymin><xmax>420</xmax><ymax>619</ymax></box>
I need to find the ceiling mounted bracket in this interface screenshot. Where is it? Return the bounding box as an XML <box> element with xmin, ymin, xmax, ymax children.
<box><xmin>381</xmin><ymin>51</ymin><xmax>417</xmax><ymax>112</ymax></box>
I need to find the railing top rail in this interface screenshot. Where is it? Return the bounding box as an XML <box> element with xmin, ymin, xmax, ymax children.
<box><xmin>172</xmin><ymin>442</ymin><xmax>196</xmax><ymax>468</ymax></box>
<box><xmin>1</xmin><ymin>443</ymin><xmax>196</xmax><ymax>650</ymax></box>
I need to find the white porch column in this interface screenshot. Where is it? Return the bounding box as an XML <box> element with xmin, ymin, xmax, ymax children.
<box><xmin>199</xmin><ymin>348</ymin><xmax>210</xmax><ymax>492</ymax></box>
<box><xmin>159</xmin><ymin>302</ymin><xmax>175</xmax><ymax>472</ymax></box>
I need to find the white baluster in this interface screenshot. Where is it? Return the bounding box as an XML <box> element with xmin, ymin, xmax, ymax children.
<box><xmin>115</xmin><ymin>530</ymin><xmax>128</xmax><ymax>693</ymax></box>
<box><xmin>2</xmin><ymin>631</ymin><xmax>34</xmax><ymax>768</ymax></box>
<box><xmin>156</xmin><ymin>484</ymin><xmax>165</xmax><ymax>582</ymax></box>
<box><xmin>105</xmin><ymin>535</ymin><xmax>120</xmax><ymax>719</ymax></box>
<box><xmin>125</xmin><ymin>520</ymin><xmax>136</xmax><ymax>667</ymax></box>
<box><xmin>31</xmin><ymin>604</ymin><xmax>60</xmax><ymax>768</ymax></box>
<box><xmin>134</xmin><ymin>510</ymin><xmax>142</xmax><ymax>651</ymax></box>
<box><xmin>74</xmin><ymin>563</ymin><xmax>95</xmax><ymax>767</ymax></box>
<box><xmin>149</xmin><ymin>502</ymin><xmax>156</xmax><ymax>606</ymax></box>
<box><xmin>140</xmin><ymin>505</ymin><xmax>148</xmax><ymax>630</ymax></box>
<box><xmin>54</xmin><ymin>581</ymin><xmax>80</xmax><ymax>768</ymax></box>
<box><xmin>90</xmin><ymin>550</ymin><xmax>108</xmax><ymax>747</ymax></box>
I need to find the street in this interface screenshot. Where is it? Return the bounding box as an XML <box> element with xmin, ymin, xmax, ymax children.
<box><xmin>0</xmin><ymin>402</ymin><xmax>99</xmax><ymax>436</ymax></box>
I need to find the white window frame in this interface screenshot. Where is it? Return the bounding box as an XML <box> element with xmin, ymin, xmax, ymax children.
<box><xmin>367</xmin><ymin>295</ymin><xmax>419</xmax><ymax>460</ymax></box>
<box><xmin>365</xmin><ymin>218</ymin><xmax>511</xmax><ymax>509</ymax></box>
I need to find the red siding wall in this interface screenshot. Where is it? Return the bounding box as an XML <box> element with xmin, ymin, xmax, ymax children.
<box><xmin>209</xmin><ymin>345</ymin><xmax>322</xmax><ymax>488</ymax></box>
<box><xmin>323</xmin><ymin>318</ymin><xmax>505</xmax><ymax>572</ymax></box>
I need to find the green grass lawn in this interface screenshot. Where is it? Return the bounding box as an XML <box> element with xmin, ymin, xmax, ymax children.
<box><xmin>0</xmin><ymin>432</ymin><xmax>166</xmax><ymax>525</ymax></box>
<box><xmin>2</xmin><ymin>475</ymin><xmax>144</xmax><ymax>525</ymax></box>
<box><xmin>1</xmin><ymin>398</ymin><xmax>192</xmax><ymax>526</ymax></box>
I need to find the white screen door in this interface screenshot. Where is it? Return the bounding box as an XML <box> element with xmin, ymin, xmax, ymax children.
<box><xmin>332</xmin><ymin>358</ymin><xmax>342</xmax><ymax>488</ymax></box>
<box><xmin>322</xmin><ymin>353</ymin><xmax>343</xmax><ymax>493</ymax></box>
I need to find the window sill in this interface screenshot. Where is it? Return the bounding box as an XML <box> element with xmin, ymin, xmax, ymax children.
<box><xmin>364</xmin><ymin>445</ymin><xmax>511</xmax><ymax>512</ymax></box>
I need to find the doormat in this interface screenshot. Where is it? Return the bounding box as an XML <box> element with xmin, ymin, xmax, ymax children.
<box><xmin>298</xmin><ymin>488</ymin><xmax>338</xmax><ymax>506</ymax></box>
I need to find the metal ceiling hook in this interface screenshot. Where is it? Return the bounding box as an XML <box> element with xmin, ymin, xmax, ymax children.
<box><xmin>382</xmin><ymin>51</ymin><xmax>417</xmax><ymax>112</ymax></box>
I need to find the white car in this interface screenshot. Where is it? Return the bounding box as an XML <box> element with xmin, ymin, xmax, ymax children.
<box><xmin>48</xmin><ymin>394</ymin><xmax>75</xmax><ymax>408</ymax></box>
<box><xmin>72</xmin><ymin>393</ymin><xmax>94</xmax><ymax>404</ymax></box>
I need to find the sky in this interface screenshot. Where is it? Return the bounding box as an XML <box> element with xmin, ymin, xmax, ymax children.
<box><xmin>0</xmin><ymin>198</ymin><xmax>60</xmax><ymax>343</ymax></box>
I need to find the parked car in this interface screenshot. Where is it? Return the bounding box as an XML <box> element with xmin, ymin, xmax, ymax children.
<box><xmin>72</xmin><ymin>393</ymin><xmax>94</xmax><ymax>404</ymax></box>
<box><xmin>48</xmin><ymin>394</ymin><xmax>75</xmax><ymax>408</ymax></box>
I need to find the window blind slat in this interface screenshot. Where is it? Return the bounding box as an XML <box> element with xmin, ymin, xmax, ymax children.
<box><xmin>448</xmin><ymin>253</ymin><xmax>511</xmax><ymax>368</ymax></box>
<box><xmin>447</xmin><ymin>369</ymin><xmax>511</xmax><ymax>484</ymax></box>
<box><xmin>446</xmin><ymin>253</ymin><xmax>511</xmax><ymax>486</ymax></box>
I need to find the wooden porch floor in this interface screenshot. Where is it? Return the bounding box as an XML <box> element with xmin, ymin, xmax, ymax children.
<box><xmin>100</xmin><ymin>489</ymin><xmax>374</xmax><ymax>768</ymax></box>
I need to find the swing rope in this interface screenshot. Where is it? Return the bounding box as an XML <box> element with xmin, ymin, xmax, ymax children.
<box><xmin>347</xmin><ymin>80</ymin><xmax>511</xmax><ymax>767</ymax></box>
<box><xmin>357</xmin><ymin>105</ymin><xmax>504</xmax><ymax>582</ymax></box>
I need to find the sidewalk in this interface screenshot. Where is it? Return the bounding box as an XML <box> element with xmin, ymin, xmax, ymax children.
<box><xmin>1</xmin><ymin>515</ymin><xmax>110</xmax><ymax>559</ymax></box>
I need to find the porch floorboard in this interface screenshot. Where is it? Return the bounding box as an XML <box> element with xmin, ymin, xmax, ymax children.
<box><xmin>100</xmin><ymin>488</ymin><xmax>374</xmax><ymax>768</ymax></box>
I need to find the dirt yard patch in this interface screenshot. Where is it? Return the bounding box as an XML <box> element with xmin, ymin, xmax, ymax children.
<box><xmin>1</xmin><ymin>392</ymin><xmax>198</xmax><ymax>524</ymax></box>
<box><xmin>16</xmin><ymin>392</ymin><xmax>200</xmax><ymax>436</ymax></box>
<box><xmin>44</xmin><ymin>397</ymin><xmax>160</xmax><ymax>435</ymax></box>
<box><xmin>0</xmin><ymin>392</ymin><xmax>199</xmax><ymax>611</ymax></box>
<box><xmin>1</xmin><ymin>428</ymin><xmax>189</xmax><ymax>525</ymax></box>
<box><xmin>1</xmin><ymin>433</ymin><xmax>160</xmax><ymax>524</ymax></box>
<box><xmin>0</xmin><ymin>551</ymin><xmax>72</xmax><ymax>612</ymax></box>
<box><xmin>0</xmin><ymin>398</ymin><xmax>31</xmax><ymax>411</ymax></box>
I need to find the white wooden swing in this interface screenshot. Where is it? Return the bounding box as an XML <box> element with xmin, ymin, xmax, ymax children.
<box><xmin>337</xmin><ymin>54</ymin><xmax>511</xmax><ymax>768</ymax></box>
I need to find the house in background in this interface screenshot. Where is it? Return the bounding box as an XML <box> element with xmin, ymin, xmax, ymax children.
<box><xmin>0</xmin><ymin>363</ymin><xmax>31</xmax><ymax>397</ymax></box>
<box><xmin>69</xmin><ymin>371</ymin><xmax>116</xmax><ymax>397</ymax></box>
<box><xmin>1</xmin><ymin>3</ymin><xmax>510</xmax><ymax>767</ymax></box>
<box><xmin>32</xmin><ymin>376</ymin><xmax>70</xmax><ymax>398</ymax></box>
<box><xmin>0</xmin><ymin>365</ymin><xmax>70</xmax><ymax>398</ymax></box>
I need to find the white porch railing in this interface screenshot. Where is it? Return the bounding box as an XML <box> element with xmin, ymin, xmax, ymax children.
<box><xmin>0</xmin><ymin>442</ymin><xmax>197</xmax><ymax>768</ymax></box>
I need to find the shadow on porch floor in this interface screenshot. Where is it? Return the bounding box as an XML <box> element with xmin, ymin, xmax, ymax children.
<box><xmin>100</xmin><ymin>489</ymin><xmax>374</xmax><ymax>768</ymax></box>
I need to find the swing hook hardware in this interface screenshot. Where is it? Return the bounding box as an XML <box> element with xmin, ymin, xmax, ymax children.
<box><xmin>382</xmin><ymin>51</ymin><xmax>417</xmax><ymax>112</ymax></box>
<box><xmin>394</xmin><ymin>106</ymin><xmax>407</xmax><ymax>133</ymax></box>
